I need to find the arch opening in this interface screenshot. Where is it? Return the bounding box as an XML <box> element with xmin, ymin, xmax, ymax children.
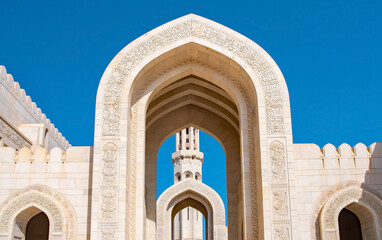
<box><xmin>12</xmin><ymin>206</ymin><xmax>50</xmax><ymax>240</ymax></box>
<box><xmin>317</xmin><ymin>185</ymin><xmax>382</xmax><ymax>240</ymax></box>
<box><xmin>338</xmin><ymin>208</ymin><xmax>362</xmax><ymax>240</ymax></box>
<box><xmin>94</xmin><ymin>14</ymin><xmax>294</xmax><ymax>240</ymax></box>
<box><xmin>157</xmin><ymin>180</ymin><xmax>226</xmax><ymax>240</ymax></box>
<box><xmin>145</xmin><ymin>70</ymin><xmax>242</xmax><ymax>239</ymax></box>
<box><xmin>26</xmin><ymin>212</ymin><xmax>50</xmax><ymax>240</ymax></box>
<box><xmin>171</xmin><ymin>198</ymin><xmax>208</xmax><ymax>240</ymax></box>
<box><xmin>156</xmin><ymin>126</ymin><xmax>227</xmax><ymax>240</ymax></box>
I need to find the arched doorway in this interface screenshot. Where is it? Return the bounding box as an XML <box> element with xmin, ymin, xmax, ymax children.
<box><xmin>157</xmin><ymin>179</ymin><xmax>226</xmax><ymax>240</ymax></box>
<box><xmin>156</xmin><ymin>127</ymin><xmax>226</xmax><ymax>240</ymax></box>
<box><xmin>12</xmin><ymin>207</ymin><xmax>49</xmax><ymax>240</ymax></box>
<box><xmin>93</xmin><ymin>14</ymin><xmax>293</xmax><ymax>240</ymax></box>
<box><xmin>318</xmin><ymin>185</ymin><xmax>382</xmax><ymax>240</ymax></box>
<box><xmin>338</xmin><ymin>208</ymin><xmax>362</xmax><ymax>240</ymax></box>
<box><xmin>0</xmin><ymin>185</ymin><xmax>77</xmax><ymax>240</ymax></box>
<box><xmin>145</xmin><ymin>75</ymin><xmax>240</xmax><ymax>239</ymax></box>
<box><xmin>171</xmin><ymin>198</ymin><xmax>208</xmax><ymax>240</ymax></box>
<box><xmin>26</xmin><ymin>212</ymin><xmax>50</xmax><ymax>240</ymax></box>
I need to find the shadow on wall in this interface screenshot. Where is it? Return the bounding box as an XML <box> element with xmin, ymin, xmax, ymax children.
<box><xmin>360</xmin><ymin>142</ymin><xmax>382</xmax><ymax>239</ymax></box>
<box><xmin>312</xmin><ymin>142</ymin><xmax>382</xmax><ymax>240</ymax></box>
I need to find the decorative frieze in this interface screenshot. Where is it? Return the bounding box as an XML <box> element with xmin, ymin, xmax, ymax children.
<box><xmin>102</xmin><ymin>17</ymin><xmax>284</xmax><ymax>137</ymax></box>
<box><xmin>100</xmin><ymin>15</ymin><xmax>288</xmax><ymax>239</ymax></box>
<box><xmin>269</xmin><ymin>140</ymin><xmax>290</xmax><ymax>240</ymax></box>
<box><xmin>0</xmin><ymin>116</ymin><xmax>31</xmax><ymax>149</ymax></box>
<box><xmin>0</xmin><ymin>185</ymin><xmax>77</xmax><ymax>240</ymax></box>
<box><xmin>99</xmin><ymin>142</ymin><xmax>119</xmax><ymax>236</ymax></box>
<box><xmin>270</xmin><ymin>141</ymin><xmax>287</xmax><ymax>184</ymax></box>
<box><xmin>100</xmin><ymin>230</ymin><xmax>116</xmax><ymax>240</ymax></box>
<box><xmin>101</xmin><ymin>144</ymin><xmax>118</xmax><ymax>186</ymax></box>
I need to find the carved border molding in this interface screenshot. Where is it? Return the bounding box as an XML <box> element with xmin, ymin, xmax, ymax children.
<box><xmin>98</xmin><ymin>142</ymin><xmax>119</xmax><ymax>239</ymax></box>
<box><xmin>102</xmin><ymin>17</ymin><xmax>284</xmax><ymax>137</ymax></box>
<box><xmin>0</xmin><ymin>185</ymin><xmax>76</xmax><ymax>240</ymax></box>
<box><xmin>0</xmin><ymin>116</ymin><xmax>31</xmax><ymax>149</ymax></box>
<box><xmin>100</xmin><ymin>16</ymin><xmax>289</xmax><ymax>239</ymax></box>
<box><xmin>131</xmin><ymin>59</ymin><xmax>260</xmax><ymax>238</ymax></box>
<box><xmin>320</xmin><ymin>186</ymin><xmax>382</xmax><ymax>239</ymax></box>
<box><xmin>269</xmin><ymin>140</ymin><xmax>290</xmax><ymax>240</ymax></box>
<box><xmin>311</xmin><ymin>181</ymin><xmax>382</xmax><ymax>240</ymax></box>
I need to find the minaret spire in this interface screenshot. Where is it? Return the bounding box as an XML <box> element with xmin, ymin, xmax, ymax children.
<box><xmin>172</xmin><ymin>126</ymin><xmax>203</xmax><ymax>183</ymax></box>
<box><xmin>172</xmin><ymin>126</ymin><xmax>204</xmax><ymax>240</ymax></box>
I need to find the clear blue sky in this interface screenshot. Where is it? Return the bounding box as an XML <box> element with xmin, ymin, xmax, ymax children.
<box><xmin>1</xmin><ymin>0</ymin><xmax>381</xmax><ymax>216</ymax></box>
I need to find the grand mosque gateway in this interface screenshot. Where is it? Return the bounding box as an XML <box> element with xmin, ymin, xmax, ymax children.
<box><xmin>0</xmin><ymin>14</ymin><xmax>381</xmax><ymax>240</ymax></box>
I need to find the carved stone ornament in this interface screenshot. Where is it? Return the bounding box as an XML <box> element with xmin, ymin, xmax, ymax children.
<box><xmin>101</xmin><ymin>16</ymin><xmax>284</xmax><ymax>137</ymax></box>
<box><xmin>273</xmin><ymin>227</ymin><xmax>289</xmax><ymax>240</ymax></box>
<box><xmin>101</xmin><ymin>192</ymin><xmax>117</xmax><ymax>220</ymax></box>
<box><xmin>272</xmin><ymin>187</ymin><xmax>288</xmax><ymax>220</ymax></box>
<box><xmin>323</xmin><ymin>187</ymin><xmax>382</xmax><ymax>230</ymax></box>
<box><xmin>102</xmin><ymin>143</ymin><xmax>118</xmax><ymax>186</ymax></box>
<box><xmin>101</xmin><ymin>16</ymin><xmax>288</xmax><ymax>239</ymax></box>
<box><xmin>99</xmin><ymin>143</ymin><xmax>119</xmax><ymax>235</ymax></box>
<box><xmin>0</xmin><ymin>116</ymin><xmax>31</xmax><ymax>149</ymax></box>
<box><xmin>270</xmin><ymin>141</ymin><xmax>287</xmax><ymax>184</ymax></box>
<box><xmin>101</xmin><ymin>230</ymin><xmax>116</xmax><ymax>240</ymax></box>
<box><xmin>0</xmin><ymin>185</ymin><xmax>77</xmax><ymax>240</ymax></box>
<box><xmin>269</xmin><ymin>141</ymin><xmax>290</xmax><ymax>239</ymax></box>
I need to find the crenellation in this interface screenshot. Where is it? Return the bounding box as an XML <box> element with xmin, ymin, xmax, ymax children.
<box><xmin>0</xmin><ymin>15</ymin><xmax>381</xmax><ymax>240</ymax></box>
<box><xmin>6</xmin><ymin>74</ymin><xmax>14</xmax><ymax>88</ymax></box>
<box><xmin>0</xmin><ymin>66</ymin><xmax>6</xmax><ymax>81</ymax></box>
<box><xmin>0</xmin><ymin>66</ymin><xmax>70</xmax><ymax>150</ymax></box>
<box><xmin>17</xmin><ymin>147</ymin><xmax>31</xmax><ymax>162</ymax></box>
<box><xmin>296</xmin><ymin>142</ymin><xmax>378</xmax><ymax>170</ymax></box>
<box><xmin>321</xmin><ymin>143</ymin><xmax>339</xmax><ymax>169</ymax></box>
<box><xmin>338</xmin><ymin>143</ymin><xmax>355</xmax><ymax>169</ymax></box>
<box><xmin>0</xmin><ymin>146</ymin><xmax>91</xmax><ymax>164</ymax></box>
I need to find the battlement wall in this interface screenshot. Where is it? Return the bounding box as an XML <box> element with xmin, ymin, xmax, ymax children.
<box><xmin>0</xmin><ymin>145</ymin><xmax>92</xmax><ymax>163</ymax></box>
<box><xmin>294</xmin><ymin>142</ymin><xmax>382</xmax><ymax>170</ymax></box>
<box><xmin>0</xmin><ymin>145</ymin><xmax>93</xmax><ymax>238</ymax></box>
<box><xmin>0</xmin><ymin>66</ymin><xmax>70</xmax><ymax>150</ymax></box>
<box><xmin>293</xmin><ymin>142</ymin><xmax>382</xmax><ymax>238</ymax></box>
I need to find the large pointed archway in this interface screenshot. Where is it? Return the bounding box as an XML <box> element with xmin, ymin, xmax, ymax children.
<box><xmin>92</xmin><ymin>14</ymin><xmax>294</xmax><ymax>240</ymax></box>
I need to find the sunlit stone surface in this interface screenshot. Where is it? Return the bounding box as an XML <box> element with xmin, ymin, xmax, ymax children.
<box><xmin>0</xmin><ymin>14</ymin><xmax>381</xmax><ymax>240</ymax></box>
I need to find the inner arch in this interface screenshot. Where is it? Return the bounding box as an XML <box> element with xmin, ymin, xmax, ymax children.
<box><xmin>171</xmin><ymin>198</ymin><xmax>209</xmax><ymax>240</ymax></box>
<box><xmin>145</xmin><ymin>74</ymin><xmax>242</xmax><ymax>239</ymax></box>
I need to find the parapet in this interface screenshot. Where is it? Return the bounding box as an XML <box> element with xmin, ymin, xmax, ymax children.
<box><xmin>0</xmin><ymin>66</ymin><xmax>70</xmax><ymax>150</ymax></box>
<box><xmin>0</xmin><ymin>145</ymin><xmax>92</xmax><ymax>163</ymax></box>
<box><xmin>294</xmin><ymin>142</ymin><xmax>382</xmax><ymax>169</ymax></box>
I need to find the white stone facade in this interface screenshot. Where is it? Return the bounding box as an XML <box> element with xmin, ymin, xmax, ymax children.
<box><xmin>0</xmin><ymin>14</ymin><xmax>381</xmax><ymax>240</ymax></box>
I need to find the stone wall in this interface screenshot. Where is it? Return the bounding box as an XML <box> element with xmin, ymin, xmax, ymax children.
<box><xmin>0</xmin><ymin>146</ymin><xmax>93</xmax><ymax>240</ymax></box>
<box><xmin>293</xmin><ymin>142</ymin><xmax>382</xmax><ymax>239</ymax></box>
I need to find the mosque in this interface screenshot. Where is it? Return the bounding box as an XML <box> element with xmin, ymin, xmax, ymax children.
<box><xmin>0</xmin><ymin>14</ymin><xmax>381</xmax><ymax>240</ymax></box>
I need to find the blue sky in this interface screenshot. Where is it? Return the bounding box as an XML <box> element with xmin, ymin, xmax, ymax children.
<box><xmin>1</xmin><ymin>0</ymin><xmax>381</xmax><ymax>216</ymax></box>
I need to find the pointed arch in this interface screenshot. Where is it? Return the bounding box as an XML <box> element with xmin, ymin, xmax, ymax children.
<box><xmin>0</xmin><ymin>185</ymin><xmax>77</xmax><ymax>240</ymax></box>
<box><xmin>313</xmin><ymin>181</ymin><xmax>382</xmax><ymax>240</ymax></box>
<box><xmin>157</xmin><ymin>179</ymin><xmax>226</xmax><ymax>240</ymax></box>
<box><xmin>92</xmin><ymin>14</ymin><xmax>294</xmax><ymax>239</ymax></box>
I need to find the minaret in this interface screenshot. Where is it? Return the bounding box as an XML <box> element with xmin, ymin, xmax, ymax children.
<box><xmin>172</xmin><ymin>127</ymin><xmax>203</xmax><ymax>240</ymax></box>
